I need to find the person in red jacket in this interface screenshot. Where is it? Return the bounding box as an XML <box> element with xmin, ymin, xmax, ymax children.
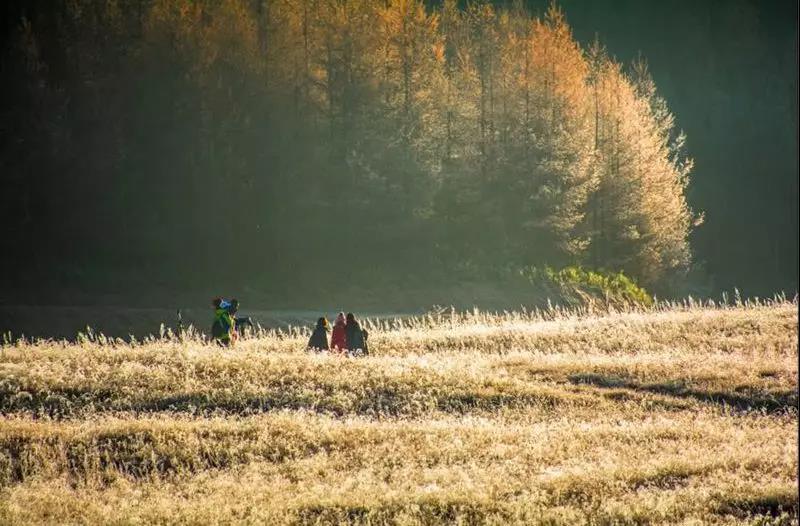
<box><xmin>330</xmin><ymin>312</ymin><xmax>347</xmax><ymax>354</ymax></box>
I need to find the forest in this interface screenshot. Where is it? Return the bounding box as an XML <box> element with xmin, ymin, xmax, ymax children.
<box><xmin>0</xmin><ymin>0</ymin><xmax>796</xmax><ymax>308</ymax></box>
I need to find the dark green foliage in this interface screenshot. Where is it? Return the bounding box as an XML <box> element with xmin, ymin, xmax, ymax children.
<box><xmin>520</xmin><ymin>266</ymin><xmax>653</xmax><ymax>307</ymax></box>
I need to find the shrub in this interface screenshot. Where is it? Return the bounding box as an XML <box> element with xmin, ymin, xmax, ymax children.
<box><xmin>520</xmin><ymin>265</ymin><xmax>653</xmax><ymax>307</ymax></box>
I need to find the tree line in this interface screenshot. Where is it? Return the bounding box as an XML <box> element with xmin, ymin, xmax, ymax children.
<box><xmin>1</xmin><ymin>0</ymin><xmax>699</xmax><ymax>299</ymax></box>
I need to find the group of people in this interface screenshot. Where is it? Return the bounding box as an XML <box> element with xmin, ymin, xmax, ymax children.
<box><xmin>307</xmin><ymin>312</ymin><xmax>369</xmax><ymax>356</ymax></box>
<box><xmin>211</xmin><ymin>298</ymin><xmax>368</xmax><ymax>356</ymax></box>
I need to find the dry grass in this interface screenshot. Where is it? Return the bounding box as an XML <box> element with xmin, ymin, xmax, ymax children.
<box><xmin>0</xmin><ymin>299</ymin><xmax>797</xmax><ymax>525</ymax></box>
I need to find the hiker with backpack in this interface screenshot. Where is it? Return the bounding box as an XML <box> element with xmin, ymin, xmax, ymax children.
<box><xmin>345</xmin><ymin>312</ymin><xmax>369</xmax><ymax>356</ymax></box>
<box><xmin>307</xmin><ymin>317</ymin><xmax>330</xmax><ymax>352</ymax></box>
<box><xmin>211</xmin><ymin>297</ymin><xmax>237</xmax><ymax>346</ymax></box>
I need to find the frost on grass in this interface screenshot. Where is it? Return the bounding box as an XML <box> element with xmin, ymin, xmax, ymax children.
<box><xmin>0</xmin><ymin>300</ymin><xmax>797</xmax><ymax>525</ymax></box>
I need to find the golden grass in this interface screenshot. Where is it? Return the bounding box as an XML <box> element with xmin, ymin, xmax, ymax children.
<box><xmin>0</xmin><ymin>300</ymin><xmax>797</xmax><ymax>525</ymax></box>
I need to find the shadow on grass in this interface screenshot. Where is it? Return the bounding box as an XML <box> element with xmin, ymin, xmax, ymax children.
<box><xmin>0</xmin><ymin>382</ymin><xmax>582</xmax><ymax>420</ymax></box>
<box><xmin>714</xmin><ymin>491</ymin><xmax>799</xmax><ymax>519</ymax></box>
<box><xmin>568</xmin><ymin>373</ymin><xmax>798</xmax><ymax>413</ymax></box>
<box><xmin>295</xmin><ymin>499</ymin><xmax>502</xmax><ymax>525</ymax></box>
<box><xmin>0</xmin><ymin>430</ymin><xmax>267</xmax><ymax>486</ymax></box>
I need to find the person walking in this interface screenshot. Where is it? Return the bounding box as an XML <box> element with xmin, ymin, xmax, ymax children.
<box><xmin>307</xmin><ymin>317</ymin><xmax>330</xmax><ymax>352</ymax></box>
<box><xmin>344</xmin><ymin>312</ymin><xmax>369</xmax><ymax>356</ymax></box>
<box><xmin>330</xmin><ymin>312</ymin><xmax>347</xmax><ymax>354</ymax></box>
<box><xmin>211</xmin><ymin>298</ymin><xmax>236</xmax><ymax>346</ymax></box>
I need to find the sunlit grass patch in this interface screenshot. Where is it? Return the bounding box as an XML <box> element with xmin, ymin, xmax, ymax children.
<box><xmin>0</xmin><ymin>301</ymin><xmax>796</xmax><ymax>524</ymax></box>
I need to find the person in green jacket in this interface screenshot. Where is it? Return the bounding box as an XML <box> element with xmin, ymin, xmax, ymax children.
<box><xmin>211</xmin><ymin>297</ymin><xmax>236</xmax><ymax>346</ymax></box>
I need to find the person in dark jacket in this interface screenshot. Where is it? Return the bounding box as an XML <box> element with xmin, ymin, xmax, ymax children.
<box><xmin>307</xmin><ymin>317</ymin><xmax>330</xmax><ymax>352</ymax></box>
<box><xmin>344</xmin><ymin>312</ymin><xmax>369</xmax><ymax>356</ymax></box>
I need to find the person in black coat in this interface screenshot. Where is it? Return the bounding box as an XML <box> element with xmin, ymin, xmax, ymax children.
<box><xmin>344</xmin><ymin>312</ymin><xmax>369</xmax><ymax>356</ymax></box>
<box><xmin>307</xmin><ymin>317</ymin><xmax>330</xmax><ymax>352</ymax></box>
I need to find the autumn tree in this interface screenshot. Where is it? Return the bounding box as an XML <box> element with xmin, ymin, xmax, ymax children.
<box><xmin>586</xmin><ymin>46</ymin><xmax>697</xmax><ymax>286</ymax></box>
<box><xmin>1</xmin><ymin>0</ymin><xmax>699</xmax><ymax>294</ymax></box>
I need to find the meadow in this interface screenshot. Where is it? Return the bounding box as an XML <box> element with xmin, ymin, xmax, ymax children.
<box><xmin>0</xmin><ymin>299</ymin><xmax>797</xmax><ymax>525</ymax></box>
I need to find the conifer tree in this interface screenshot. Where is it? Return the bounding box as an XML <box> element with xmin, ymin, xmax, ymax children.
<box><xmin>3</xmin><ymin>0</ymin><xmax>700</xmax><ymax>290</ymax></box>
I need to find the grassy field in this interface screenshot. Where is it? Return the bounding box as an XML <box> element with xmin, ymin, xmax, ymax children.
<box><xmin>0</xmin><ymin>299</ymin><xmax>797</xmax><ymax>525</ymax></box>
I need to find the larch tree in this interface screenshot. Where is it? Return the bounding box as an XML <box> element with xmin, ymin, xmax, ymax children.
<box><xmin>518</xmin><ymin>5</ymin><xmax>595</xmax><ymax>264</ymax></box>
<box><xmin>3</xmin><ymin>0</ymin><xmax>699</xmax><ymax>292</ymax></box>
<box><xmin>587</xmin><ymin>48</ymin><xmax>697</xmax><ymax>287</ymax></box>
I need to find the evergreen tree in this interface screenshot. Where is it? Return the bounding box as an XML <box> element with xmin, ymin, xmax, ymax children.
<box><xmin>0</xmin><ymin>0</ymin><xmax>700</xmax><ymax>293</ymax></box>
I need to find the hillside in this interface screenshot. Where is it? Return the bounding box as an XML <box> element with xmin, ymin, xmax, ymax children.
<box><xmin>0</xmin><ymin>300</ymin><xmax>797</xmax><ymax>524</ymax></box>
